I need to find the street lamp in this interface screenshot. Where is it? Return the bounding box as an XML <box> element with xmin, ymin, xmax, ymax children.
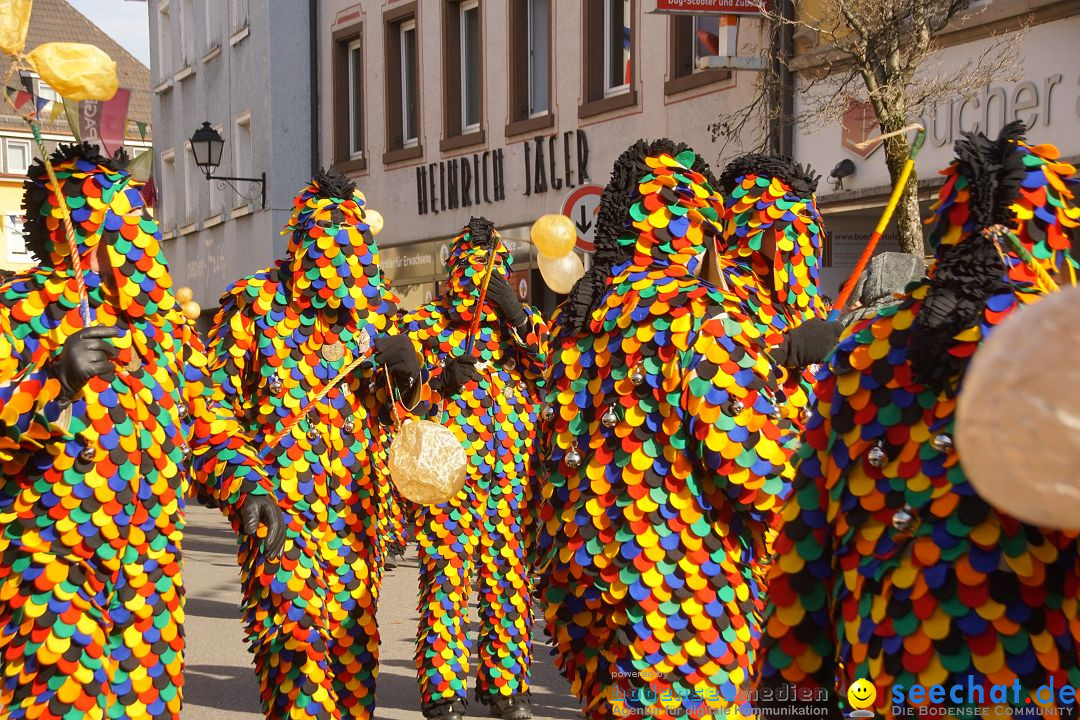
<box><xmin>189</xmin><ymin>121</ymin><xmax>266</xmax><ymax>208</ymax></box>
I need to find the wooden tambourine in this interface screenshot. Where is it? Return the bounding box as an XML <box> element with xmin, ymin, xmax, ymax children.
<box><xmin>956</xmin><ymin>285</ymin><xmax>1080</xmax><ymax>530</ymax></box>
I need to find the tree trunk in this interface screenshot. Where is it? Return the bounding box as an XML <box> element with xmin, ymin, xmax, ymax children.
<box><xmin>881</xmin><ymin>132</ymin><xmax>925</xmax><ymax>257</ymax></box>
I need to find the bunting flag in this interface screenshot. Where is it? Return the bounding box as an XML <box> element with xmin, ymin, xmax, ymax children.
<box><xmin>49</xmin><ymin>100</ymin><xmax>64</xmax><ymax>121</ymax></box>
<box><xmin>136</xmin><ymin>120</ymin><xmax>148</xmax><ymax>141</ymax></box>
<box><xmin>13</xmin><ymin>90</ymin><xmax>30</xmax><ymax>109</ymax></box>
<box><xmin>34</xmin><ymin>97</ymin><xmax>48</xmax><ymax>113</ymax></box>
<box><xmin>63</xmin><ymin>98</ymin><xmax>81</xmax><ymax>140</ymax></box>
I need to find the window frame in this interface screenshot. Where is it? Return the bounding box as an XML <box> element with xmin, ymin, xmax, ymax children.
<box><xmin>4</xmin><ymin>138</ymin><xmax>31</xmax><ymax>175</ymax></box>
<box><xmin>382</xmin><ymin>2</ymin><xmax>422</xmax><ymax>164</ymax></box>
<box><xmin>232</xmin><ymin>112</ymin><xmax>252</xmax><ymax>209</ymax></box>
<box><xmin>2</xmin><ymin>214</ymin><xmax>30</xmax><ymax>262</ymax></box>
<box><xmin>179</xmin><ymin>0</ymin><xmax>195</xmax><ymax>68</ymax></box>
<box><xmin>579</xmin><ymin>0</ymin><xmax>637</xmax><ymax>120</ymax></box>
<box><xmin>506</xmin><ymin>0</ymin><xmax>554</xmax><ymax>138</ymax></box>
<box><xmin>160</xmin><ymin>148</ymin><xmax>176</xmax><ymax>229</ymax></box>
<box><xmin>332</xmin><ymin>21</ymin><xmax>367</xmax><ymax>173</ymax></box>
<box><xmin>440</xmin><ymin>0</ymin><xmax>485</xmax><ymax>152</ymax></box>
<box><xmin>231</xmin><ymin>0</ymin><xmax>248</xmax><ymax>32</ymax></box>
<box><xmin>204</xmin><ymin>0</ymin><xmax>220</xmax><ymax>54</ymax></box>
<box><xmin>665</xmin><ymin>14</ymin><xmax>733</xmax><ymax>96</ymax></box>
<box><xmin>459</xmin><ymin>0</ymin><xmax>481</xmax><ymax>134</ymax></box>
<box><xmin>400</xmin><ymin>19</ymin><xmax>419</xmax><ymax>148</ymax></box>
<box><xmin>602</xmin><ymin>0</ymin><xmax>630</xmax><ymax>98</ymax></box>
<box><xmin>156</xmin><ymin>1</ymin><xmax>172</xmax><ymax>83</ymax></box>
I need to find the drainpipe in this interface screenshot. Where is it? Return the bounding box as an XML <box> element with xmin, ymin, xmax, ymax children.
<box><xmin>309</xmin><ymin>0</ymin><xmax>320</xmax><ymax>175</ymax></box>
<box><xmin>768</xmin><ymin>0</ymin><xmax>795</xmax><ymax>156</ymax></box>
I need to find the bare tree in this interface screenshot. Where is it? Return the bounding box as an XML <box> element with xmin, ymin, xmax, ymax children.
<box><xmin>710</xmin><ymin>0</ymin><xmax>1023</xmax><ymax>255</ymax></box>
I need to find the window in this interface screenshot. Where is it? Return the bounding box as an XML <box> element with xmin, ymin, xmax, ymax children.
<box><xmin>233</xmin><ymin>113</ymin><xmax>252</xmax><ymax>208</ymax></box>
<box><xmin>180</xmin><ymin>0</ymin><xmax>195</xmax><ymax>66</ymax></box>
<box><xmin>507</xmin><ymin>0</ymin><xmax>553</xmax><ymax>136</ymax></box>
<box><xmin>207</xmin><ymin>124</ymin><xmax>224</xmax><ymax>217</ymax></box>
<box><xmin>204</xmin><ymin>0</ymin><xmax>220</xmax><ymax>52</ymax></box>
<box><xmin>231</xmin><ymin>0</ymin><xmax>248</xmax><ymax>31</ymax></box>
<box><xmin>667</xmin><ymin>14</ymin><xmax>734</xmax><ymax>95</ymax></box>
<box><xmin>441</xmin><ymin>1</ymin><xmax>483</xmax><ymax>149</ymax></box>
<box><xmin>383</xmin><ymin>3</ymin><xmax>421</xmax><ymax>163</ymax></box>
<box><xmin>160</xmin><ymin>149</ymin><xmax>176</xmax><ymax>228</ymax></box>
<box><xmin>183</xmin><ymin>143</ymin><xmax>196</xmax><ymax>223</ymax></box>
<box><xmin>332</xmin><ymin>24</ymin><xmax>366</xmax><ymax>171</ymax></box>
<box><xmin>580</xmin><ymin>0</ymin><xmax>636</xmax><ymax>119</ymax></box>
<box><xmin>156</xmin><ymin>2</ymin><xmax>172</xmax><ymax>82</ymax></box>
<box><xmin>603</xmin><ymin>0</ymin><xmax>631</xmax><ymax>97</ymax></box>
<box><xmin>35</xmin><ymin>79</ymin><xmax>61</xmax><ymax>103</ymax></box>
<box><xmin>2</xmin><ymin>215</ymin><xmax>29</xmax><ymax>262</ymax></box>
<box><xmin>4</xmin><ymin>139</ymin><xmax>31</xmax><ymax>175</ymax></box>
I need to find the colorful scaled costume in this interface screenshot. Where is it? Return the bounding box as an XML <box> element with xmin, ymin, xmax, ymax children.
<box><xmin>192</xmin><ymin>171</ymin><xmax>420</xmax><ymax>720</ymax></box>
<box><xmin>535</xmin><ymin>141</ymin><xmax>829</xmax><ymax>719</ymax></box>
<box><xmin>756</xmin><ymin>124</ymin><xmax>1080</xmax><ymax>717</ymax></box>
<box><xmin>0</xmin><ymin>144</ymin><xmax>265</xmax><ymax>719</ymax></box>
<box><xmin>399</xmin><ymin>217</ymin><xmax>546</xmax><ymax>720</ymax></box>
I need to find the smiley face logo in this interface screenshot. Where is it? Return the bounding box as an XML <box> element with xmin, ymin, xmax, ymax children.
<box><xmin>847</xmin><ymin>679</ymin><xmax>877</xmax><ymax>711</ymax></box>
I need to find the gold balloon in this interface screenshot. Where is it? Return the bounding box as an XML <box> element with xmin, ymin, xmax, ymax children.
<box><xmin>365</xmin><ymin>209</ymin><xmax>384</xmax><ymax>236</ymax></box>
<box><xmin>27</xmin><ymin>43</ymin><xmax>118</xmax><ymax>101</ymax></box>
<box><xmin>182</xmin><ymin>300</ymin><xmax>201</xmax><ymax>320</ymax></box>
<box><xmin>388</xmin><ymin>419</ymin><xmax>468</xmax><ymax>504</ymax></box>
<box><xmin>0</xmin><ymin>0</ymin><xmax>33</xmax><ymax>55</ymax></box>
<box><xmin>531</xmin><ymin>213</ymin><xmax>577</xmax><ymax>259</ymax></box>
<box><xmin>175</xmin><ymin>286</ymin><xmax>194</xmax><ymax>304</ymax></box>
<box><xmin>538</xmin><ymin>251</ymin><xmax>585</xmax><ymax>295</ymax></box>
<box><xmin>956</xmin><ymin>285</ymin><xmax>1080</xmax><ymax>530</ymax></box>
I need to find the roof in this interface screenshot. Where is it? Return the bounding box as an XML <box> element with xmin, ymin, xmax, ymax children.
<box><xmin>0</xmin><ymin>0</ymin><xmax>151</xmax><ymax>140</ymax></box>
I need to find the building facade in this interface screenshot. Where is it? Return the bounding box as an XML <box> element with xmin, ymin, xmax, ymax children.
<box><xmin>791</xmin><ymin>0</ymin><xmax>1080</xmax><ymax>294</ymax></box>
<box><xmin>149</xmin><ymin>0</ymin><xmax>315</xmax><ymax>317</ymax></box>
<box><xmin>0</xmin><ymin>0</ymin><xmax>152</xmax><ymax>274</ymax></box>
<box><xmin>316</xmin><ymin>0</ymin><xmax>769</xmax><ymax>315</ymax></box>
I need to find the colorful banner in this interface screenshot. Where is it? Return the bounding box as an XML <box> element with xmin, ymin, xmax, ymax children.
<box><xmin>79</xmin><ymin>87</ymin><xmax>131</xmax><ymax>157</ymax></box>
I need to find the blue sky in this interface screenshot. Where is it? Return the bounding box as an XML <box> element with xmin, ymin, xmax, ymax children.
<box><xmin>67</xmin><ymin>0</ymin><xmax>151</xmax><ymax>66</ymax></box>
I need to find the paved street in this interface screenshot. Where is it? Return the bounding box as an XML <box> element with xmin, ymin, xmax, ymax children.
<box><xmin>181</xmin><ymin>504</ymin><xmax>580</xmax><ymax>720</ymax></box>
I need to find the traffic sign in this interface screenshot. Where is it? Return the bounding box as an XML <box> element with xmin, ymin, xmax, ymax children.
<box><xmin>561</xmin><ymin>184</ymin><xmax>603</xmax><ymax>253</ymax></box>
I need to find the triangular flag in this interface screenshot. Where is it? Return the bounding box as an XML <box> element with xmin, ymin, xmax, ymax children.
<box><xmin>63</xmin><ymin>99</ymin><xmax>81</xmax><ymax>141</ymax></box>
<box><xmin>35</xmin><ymin>97</ymin><xmax>49</xmax><ymax>113</ymax></box>
<box><xmin>13</xmin><ymin>90</ymin><xmax>30</xmax><ymax>109</ymax></box>
<box><xmin>49</xmin><ymin>101</ymin><xmax>64</xmax><ymax>121</ymax></box>
<box><xmin>4</xmin><ymin>87</ymin><xmax>14</xmax><ymax>99</ymax></box>
<box><xmin>128</xmin><ymin>148</ymin><xmax>154</xmax><ymax>183</ymax></box>
<box><xmin>136</xmin><ymin>121</ymin><xmax>147</xmax><ymax>142</ymax></box>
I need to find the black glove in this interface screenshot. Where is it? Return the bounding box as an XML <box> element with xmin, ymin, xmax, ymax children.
<box><xmin>374</xmin><ymin>335</ymin><xmax>422</xmax><ymax>391</ymax></box>
<box><xmin>772</xmin><ymin>319</ymin><xmax>843</xmax><ymax>368</ymax></box>
<box><xmin>239</xmin><ymin>493</ymin><xmax>286</xmax><ymax>560</ymax></box>
<box><xmin>51</xmin><ymin>326</ymin><xmax>121</xmax><ymax>402</ymax></box>
<box><xmin>485</xmin><ymin>274</ymin><xmax>528</xmax><ymax>327</ymax></box>
<box><xmin>434</xmin><ymin>356</ymin><xmax>481</xmax><ymax>396</ymax></box>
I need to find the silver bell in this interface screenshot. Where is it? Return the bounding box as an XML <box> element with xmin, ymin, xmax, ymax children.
<box><xmin>601</xmin><ymin>406</ymin><xmax>618</xmax><ymax>428</ymax></box>
<box><xmin>565</xmin><ymin>443</ymin><xmax>582</xmax><ymax>469</ymax></box>
<box><xmin>799</xmin><ymin>407</ymin><xmax>812</xmax><ymax>423</ymax></box>
<box><xmin>78</xmin><ymin>446</ymin><xmax>95</xmax><ymax>462</ymax></box>
<box><xmin>343</xmin><ymin>416</ymin><xmax>355</xmax><ymax>434</ymax></box>
<box><xmin>181</xmin><ymin>443</ymin><xmax>193</xmax><ymax>462</ymax></box>
<box><xmin>307</xmin><ymin>427</ymin><xmax>321</xmax><ymax>441</ymax></box>
<box><xmin>807</xmin><ymin>363</ymin><xmax>821</xmax><ymax>376</ymax></box>
<box><xmin>542</xmin><ymin>405</ymin><xmax>555</xmax><ymax>422</ymax></box>
<box><xmin>931</xmin><ymin>433</ymin><xmax>954</xmax><ymax>453</ymax></box>
<box><xmin>729</xmin><ymin>399</ymin><xmax>745</xmax><ymax>416</ymax></box>
<box><xmin>504</xmin><ymin>357</ymin><xmax>517</xmax><ymax>372</ymax></box>
<box><xmin>269</xmin><ymin>379</ymin><xmax>283</xmax><ymax>395</ymax></box>
<box><xmin>177</xmin><ymin>402</ymin><xmax>189</xmax><ymax>420</ymax></box>
<box><xmin>503</xmin><ymin>385</ymin><xmax>515</xmax><ymax>400</ymax></box>
<box><xmin>867</xmin><ymin>443</ymin><xmax>887</xmax><ymax>468</ymax></box>
<box><xmin>629</xmin><ymin>365</ymin><xmax>645</xmax><ymax>386</ymax></box>
<box><xmin>892</xmin><ymin>504</ymin><xmax>918</xmax><ymax>533</ymax></box>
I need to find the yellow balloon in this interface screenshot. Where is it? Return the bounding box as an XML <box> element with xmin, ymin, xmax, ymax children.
<box><xmin>27</xmin><ymin>43</ymin><xmax>118</xmax><ymax>101</ymax></box>
<box><xmin>182</xmin><ymin>301</ymin><xmax>201</xmax><ymax>320</ymax></box>
<box><xmin>365</xmin><ymin>209</ymin><xmax>384</xmax><ymax>236</ymax></box>
<box><xmin>530</xmin><ymin>213</ymin><xmax>577</xmax><ymax>259</ymax></box>
<box><xmin>538</xmin><ymin>251</ymin><xmax>585</xmax><ymax>295</ymax></box>
<box><xmin>175</xmin><ymin>286</ymin><xmax>193</xmax><ymax>304</ymax></box>
<box><xmin>0</xmin><ymin>0</ymin><xmax>33</xmax><ymax>55</ymax></box>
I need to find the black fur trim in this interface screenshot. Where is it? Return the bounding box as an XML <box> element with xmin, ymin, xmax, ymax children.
<box><xmin>562</xmin><ymin>138</ymin><xmax>717</xmax><ymax>334</ymax></box>
<box><xmin>954</xmin><ymin>120</ymin><xmax>1027</xmax><ymax>229</ymax></box>
<box><xmin>464</xmin><ymin>216</ymin><xmax>496</xmax><ymax>249</ymax></box>
<box><xmin>311</xmin><ymin>168</ymin><xmax>357</xmax><ymax>201</ymax></box>
<box><xmin>718</xmin><ymin>153</ymin><xmax>820</xmax><ymax>198</ymax></box>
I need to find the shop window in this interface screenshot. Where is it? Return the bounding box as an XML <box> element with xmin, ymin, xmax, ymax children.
<box><xmin>580</xmin><ymin>0</ymin><xmax>636</xmax><ymax>119</ymax></box>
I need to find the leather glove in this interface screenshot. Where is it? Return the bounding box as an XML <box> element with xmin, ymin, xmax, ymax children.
<box><xmin>434</xmin><ymin>356</ymin><xmax>481</xmax><ymax>397</ymax></box>
<box><xmin>772</xmin><ymin>319</ymin><xmax>843</xmax><ymax>369</ymax></box>
<box><xmin>51</xmin><ymin>326</ymin><xmax>120</xmax><ymax>403</ymax></box>
<box><xmin>239</xmin><ymin>494</ymin><xmax>286</xmax><ymax>560</ymax></box>
<box><xmin>485</xmin><ymin>274</ymin><xmax>528</xmax><ymax>327</ymax></box>
<box><xmin>374</xmin><ymin>335</ymin><xmax>422</xmax><ymax>392</ymax></box>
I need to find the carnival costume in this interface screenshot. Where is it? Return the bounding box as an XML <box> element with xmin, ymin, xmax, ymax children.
<box><xmin>192</xmin><ymin>170</ymin><xmax>420</xmax><ymax>720</ymax></box>
<box><xmin>399</xmin><ymin>217</ymin><xmax>546</xmax><ymax>720</ymax></box>
<box><xmin>755</xmin><ymin>123</ymin><xmax>1080</xmax><ymax>717</ymax></box>
<box><xmin>0</xmin><ymin>144</ymin><xmax>266</xmax><ymax>720</ymax></box>
<box><xmin>534</xmin><ymin>140</ymin><xmax>830</xmax><ymax>719</ymax></box>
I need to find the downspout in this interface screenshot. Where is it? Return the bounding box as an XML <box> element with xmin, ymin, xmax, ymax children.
<box><xmin>768</xmin><ymin>0</ymin><xmax>795</xmax><ymax>156</ymax></box>
<box><xmin>309</xmin><ymin>0</ymin><xmax>320</xmax><ymax>175</ymax></box>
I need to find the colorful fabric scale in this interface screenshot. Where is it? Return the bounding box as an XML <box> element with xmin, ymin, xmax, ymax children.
<box><xmin>755</xmin><ymin>127</ymin><xmax>1080</xmax><ymax>717</ymax></box>
<box><xmin>536</xmin><ymin>142</ymin><xmax>810</xmax><ymax>719</ymax></box>
<box><xmin>0</xmin><ymin>145</ymin><xmax>265</xmax><ymax>720</ymax></box>
<box><xmin>191</xmin><ymin>172</ymin><xmax>403</xmax><ymax>720</ymax></box>
<box><xmin>399</xmin><ymin>218</ymin><xmax>547</xmax><ymax>709</ymax></box>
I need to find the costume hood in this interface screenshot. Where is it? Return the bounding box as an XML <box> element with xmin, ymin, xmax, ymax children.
<box><xmin>442</xmin><ymin>216</ymin><xmax>513</xmax><ymax>324</ymax></box>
